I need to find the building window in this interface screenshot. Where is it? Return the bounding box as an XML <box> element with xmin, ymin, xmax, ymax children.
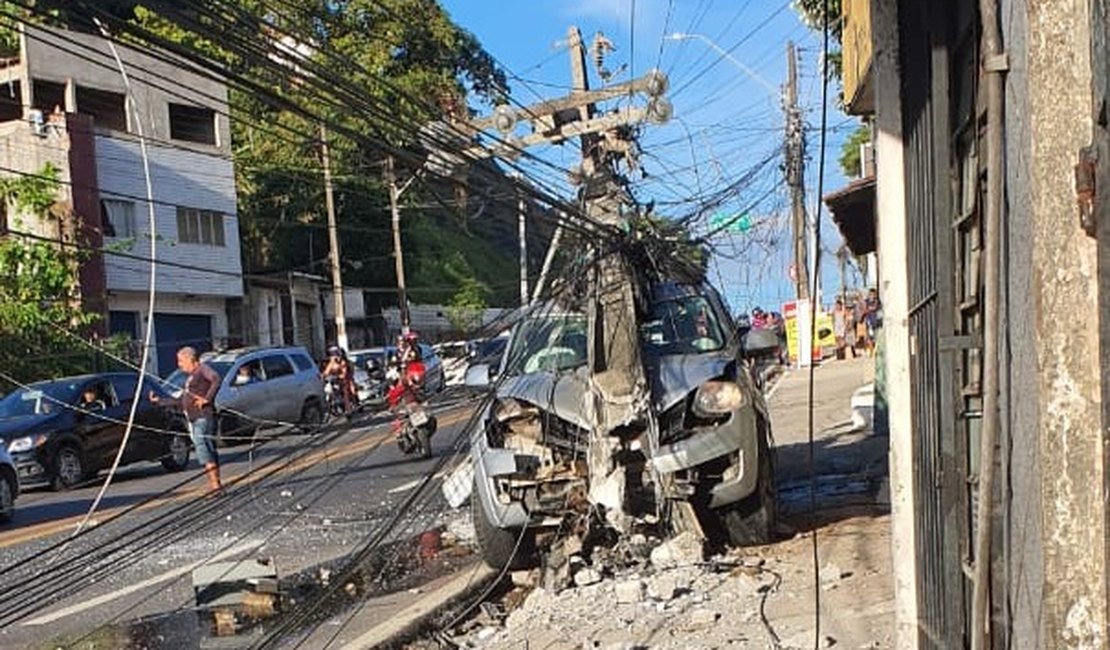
<box><xmin>0</xmin><ymin>80</ymin><xmax>22</xmax><ymax>122</ymax></box>
<box><xmin>77</xmin><ymin>86</ymin><xmax>127</xmax><ymax>132</ymax></box>
<box><xmin>176</xmin><ymin>207</ymin><xmax>225</xmax><ymax>246</ymax></box>
<box><xmin>31</xmin><ymin>79</ymin><xmax>65</xmax><ymax>114</ymax></box>
<box><xmin>168</xmin><ymin>103</ymin><xmax>216</xmax><ymax>145</ymax></box>
<box><xmin>100</xmin><ymin>199</ymin><xmax>135</xmax><ymax>238</ymax></box>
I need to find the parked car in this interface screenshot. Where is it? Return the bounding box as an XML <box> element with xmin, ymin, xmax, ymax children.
<box><xmin>459</xmin><ymin>281</ymin><xmax>776</xmax><ymax>569</ymax></box>
<box><xmin>162</xmin><ymin>346</ymin><xmax>326</xmax><ymax>444</ymax></box>
<box><xmin>0</xmin><ymin>373</ymin><xmax>191</xmax><ymax>490</ymax></box>
<box><xmin>435</xmin><ymin>341</ymin><xmax>474</xmax><ymax>387</ymax></box>
<box><xmin>350</xmin><ymin>343</ymin><xmax>446</xmax><ymax>398</ymax></box>
<box><xmin>0</xmin><ymin>444</ymin><xmax>19</xmax><ymax>521</ymax></box>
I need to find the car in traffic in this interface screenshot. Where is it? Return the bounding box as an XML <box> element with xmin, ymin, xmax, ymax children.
<box><xmin>435</xmin><ymin>340</ymin><xmax>474</xmax><ymax>387</ymax></box>
<box><xmin>0</xmin><ymin>373</ymin><xmax>191</xmax><ymax>490</ymax></box>
<box><xmin>162</xmin><ymin>346</ymin><xmax>326</xmax><ymax>444</ymax></box>
<box><xmin>0</xmin><ymin>444</ymin><xmax>19</xmax><ymax>521</ymax></box>
<box><xmin>458</xmin><ymin>281</ymin><xmax>777</xmax><ymax>569</ymax></box>
<box><xmin>350</xmin><ymin>343</ymin><xmax>446</xmax><ymax>400</ymax></box>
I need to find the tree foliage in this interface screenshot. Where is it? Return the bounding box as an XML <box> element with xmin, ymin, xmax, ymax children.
<box><xmin>443</xmin><ymin>251</ymin><xmax>489</xmax><ymax>333</ymax></box>
<box><xmin>838</xmin><ymin>123</ymin><xmax>871</xmax><ymax>178</ymax></box>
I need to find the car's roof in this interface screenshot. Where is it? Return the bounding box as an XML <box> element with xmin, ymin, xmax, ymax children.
<box><xmin>203</xmin><ymin>346</ymin><xmax>309</xmax><ymax>362</ymax></box>
<box><xmin>26</xmin><ymin>372</ymin><xmax>144</xmax><ymax>387</ymax></box>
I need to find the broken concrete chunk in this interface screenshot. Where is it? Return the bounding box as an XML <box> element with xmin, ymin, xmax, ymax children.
<box><xmin>646</xmin><ymin>575</ymin><xmax>678</xmax><ymax>602</ymax></box>
<box><xmin>649</xmin><ymin>531</ymin><xmax>704</xmax><ymax>569</ymax></box>
<box><xmin>689</xmin><ymin>608</ymin><xmax>719</xmax><ymax>626</ymax></box>
<box><xmin>614</xmin><ymin>579</ymin><xmax>643</xmax><ymax>604</ymax></box>
<box><xmin>511</xmin><ymin>570</ymin><xmax>539</xmax><ymax>588</ymax></box>
<box><xmin>574</xmin><ymin>567</ymin><xmax>602</xmax><ymax>587</ymax></box>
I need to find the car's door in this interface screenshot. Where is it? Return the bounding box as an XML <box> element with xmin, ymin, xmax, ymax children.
<box><xmin>259</xmin><ymin>353</ymin><xmax>298</xmax><ymax>424</ymax></box>
<box><xmin>108</xmin><ymin>374</ymin><xmax>157</xmax><ymax>463</ymax></box>
<box><xmin>221</xmin><ymin>358</ymin><xmax>271</xmax><ymax>428</ymax></box>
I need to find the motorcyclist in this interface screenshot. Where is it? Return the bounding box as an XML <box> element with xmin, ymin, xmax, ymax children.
<box><xmin>387</xmin><ymin>332</ymin><xmax>428</xmax><ymax>436</ymax></box>
<box><xmin>321</xmin><ymin>344</ymin><xmax>356</xmax><ymax>415</ymax></box>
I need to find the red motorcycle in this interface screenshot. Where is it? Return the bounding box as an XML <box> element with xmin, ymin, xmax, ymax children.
<box><xmin>387</xmin><ymin>357</ymin><xmax>437</xmax><ymax>459</ymax></box>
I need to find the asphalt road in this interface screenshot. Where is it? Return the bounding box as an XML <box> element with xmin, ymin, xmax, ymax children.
<box><xmin>0</xmin><ymin>390</ymin><xmax>481</xmax><ymax>650</ymax></box>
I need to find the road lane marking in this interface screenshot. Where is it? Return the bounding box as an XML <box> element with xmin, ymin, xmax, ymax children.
<box><xmin>0</xmin><ymin>408</ymin><xmax>474</xmax><ymax>549</ymax></box>
<box><xmin>20</xmin><ymin>539</ymin><xmax>267</xmax><ymax>626</ymax></box>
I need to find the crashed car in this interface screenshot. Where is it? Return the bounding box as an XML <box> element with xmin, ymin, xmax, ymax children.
<box><xmin>450</xmin><ymin>281</ymin><xmax>776</xmax><ymax>569</ymax></box>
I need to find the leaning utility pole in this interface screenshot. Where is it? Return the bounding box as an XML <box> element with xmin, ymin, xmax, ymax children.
<box><xmin>784</xmin><ymin>41</ymin><xmax>810</xmax><ymax>301</ymax></box>
<box><xmin>384</xmin><ymin>155</ymin><xmax>411</xmax><ymax>336</ymax></box>
<box><xmin>321</xmin><ymin>123</ymin><xmax>348</xmax><ymax>350</ymax></box>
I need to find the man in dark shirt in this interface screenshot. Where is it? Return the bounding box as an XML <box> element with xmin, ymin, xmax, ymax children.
<box><xmin>151</xmin><ymin>346</ymin><xmax>223</xmax><ymax>494</ymax></box>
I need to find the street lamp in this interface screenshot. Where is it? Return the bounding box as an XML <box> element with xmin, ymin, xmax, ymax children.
<box><xmin>665</xmin><ymin>32</ymin><xmax>779</xmax><ymax>97</ymax></box>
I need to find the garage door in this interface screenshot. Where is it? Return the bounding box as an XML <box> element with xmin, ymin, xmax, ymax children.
<box><xmin>154</xmin><ymin>313</ymin><xmax>212</xmax><ymax>377</ymax></box>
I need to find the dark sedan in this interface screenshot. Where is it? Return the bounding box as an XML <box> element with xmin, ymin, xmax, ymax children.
<box><xmin>0</xmin><ymin>373</ymin><xmax>191</xmax><ymax>490</ymax></box>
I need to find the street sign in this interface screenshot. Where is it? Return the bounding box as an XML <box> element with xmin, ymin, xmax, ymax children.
<box><xmin>710</xmin><ymin>211</ymin><xmax>753</xmax><ymax>233</ymax></box>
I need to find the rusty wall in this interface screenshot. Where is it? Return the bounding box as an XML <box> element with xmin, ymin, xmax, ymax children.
<box><xmin>1025</xmin><ymin>0</ymin><xmax>1106</xmax><ymax>645</ymax></box>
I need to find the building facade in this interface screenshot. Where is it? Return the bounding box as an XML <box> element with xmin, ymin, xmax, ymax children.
<box><xmin>0</xmin><ymin>23</ymin><xmax>243</xmax><ymax>376</ymax></box>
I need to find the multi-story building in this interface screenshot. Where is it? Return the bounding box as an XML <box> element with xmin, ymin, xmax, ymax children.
<box><xmin>0</xmin><ymin>23</ymin><xmax>243</xmax><ymax>376</ymax></box>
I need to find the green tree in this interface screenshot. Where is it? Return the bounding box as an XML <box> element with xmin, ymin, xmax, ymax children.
<box><xmin>0</xmin><ymin>166</ymin><xmax>103</xmax><ymax>385</ymax></box>
<box><xmin>443</xmin><ymin>252</ymin><xmax>489</xmax><ymax>334</ymax></box>
<box><xmin>838</xmin><ymin>123</ymin><xmax>871</xmax><ymax>178</ymax></box>
<box><xmin>793</xmin><ymin>0</ymin><xmax>843</xmax><ymax>81</ymax></box>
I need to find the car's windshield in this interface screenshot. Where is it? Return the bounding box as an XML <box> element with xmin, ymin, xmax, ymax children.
<box><xmin>505</xmin><ymin>315</ymin><xmax>588</xmax><ymax>375</ymax></box>
<box><xmin>641</xmin><ymin>295</ymin><xmax>726</xmax><ymax>355</ymax></box>
<box><xmin>162</xmin><ymin>362</ymin><xmax>232</xmax><ymax>393</ymax></box>
<box><xmin>0</xmin><ymin>381</ymin><xmax>81</xmax><ymax>418</ymax></box>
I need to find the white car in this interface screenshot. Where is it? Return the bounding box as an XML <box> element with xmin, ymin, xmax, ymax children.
<box><xmin>0</xmin><ymin>445</ymin><xmax>19</xmax><ymax>522</ymax></box>
<box><xmin>435</xmin><ymin>341</ymin><xmax>474</xmax><ymax>387</ymax></box>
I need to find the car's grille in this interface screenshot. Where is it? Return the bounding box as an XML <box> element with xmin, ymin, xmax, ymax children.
<box><xmin>658</xmin><ymin>399</ymin><xmax>689</xmax><ymax>444</ymax></box>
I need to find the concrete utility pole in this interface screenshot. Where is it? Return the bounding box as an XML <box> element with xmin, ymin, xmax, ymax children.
<box><xmin>384</xmin><ymin>155</ymin><xmax>411</xmax><ymax>336</ymax></box>
<box><xmin>518</xmin><ymin>191</ymin><xmax>529</xmax><ymax>307</ymax></box>
<box><xmin>784</xmin><ymin>41</ymin><xmax>810</xmax><ymax>301</ymax></box>
<box><xmin>321</xmin><ymin>123</ymin><xmax>348</xmax><ymax>350</ymax></box>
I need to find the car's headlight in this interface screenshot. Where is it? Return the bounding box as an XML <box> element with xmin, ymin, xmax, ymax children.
<box><xmin>692</xmin><ymin>381</ymin><xmax>744</xmax><ymax>416</ymax></box>
<box><xmin>8</xmin><ymin>434</ymin><xmax>46</xmax><ymax>453</ymax></box>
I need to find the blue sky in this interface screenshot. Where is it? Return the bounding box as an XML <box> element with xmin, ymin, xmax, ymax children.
<box><xmin>439</xmin><ymin>0</ymin><xmax>861</xmax><ymax>315</ymax></box>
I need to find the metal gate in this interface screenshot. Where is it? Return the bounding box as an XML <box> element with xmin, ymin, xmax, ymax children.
<box><xmin>899</xmin><ymin>0</ymin><xmax>973</xmax><ymax>646</ymax></box>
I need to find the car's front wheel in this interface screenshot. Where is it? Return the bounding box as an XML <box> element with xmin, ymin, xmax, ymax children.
<box><xmin>300</xmin><ymin>400</ymin><xmax>324</xmax><ymax>433</ymax></box>
<box><xmin>52</xmin><ymin>444</ymin><xmax>86</xmax><ymax>491</ymax></box>
<box><xmin>161</xmin><ymin>433</ymin><xmax>191</xmax><ymax>472</ymax></box>
<box><xmin>472</xmin><ymin>482</ymin><xmax>534</xmax><ymax>570</ymax></box>
<box><xmin>0</xmin><ymin>474</ymin><xmax>14</xmax><ymax>522</ymax></box>
<box><xmin>719</xmin><ymin>431</ymin><xmax>777</xmax><ymax>547</ymax></box>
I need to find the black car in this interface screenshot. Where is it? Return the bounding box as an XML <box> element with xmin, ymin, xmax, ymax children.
<box><xmin>0</xmin><ymin>373</ymin><xmax>191</xmax><ymax>490</ymax></box>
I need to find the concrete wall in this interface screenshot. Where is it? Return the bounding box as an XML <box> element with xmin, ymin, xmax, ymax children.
<box><xmin>1025</xmin><ymin>1</ymin><xmax>1106</xmax><ymax>645</ymax></box>
<box><xmin>19</xmin><ymin>23</ymin><xmax>231</xmax><ymax>152</ymax></box>
<box><xmin>97</xmin><ymin>134</ymin><xmax>242</xmax><ymax>297</ymax></box>
<box><xmin>868</xmin><ymin>0</ymin><xmax>916</xmax><ymax>645</ymax></box>
<box><xmin>0</xmin><ymin>119</ymin><xmax>71</xmax><ymax>240</ymax></box>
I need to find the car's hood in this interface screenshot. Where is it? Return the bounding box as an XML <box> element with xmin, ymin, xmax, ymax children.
<box><xmin>0</xmin><ymin>414</ymin><xmax>58</xmax><ymax>441</ymax></box>
<box><xmin>646</xmin><ymin>351</ymin><xmax>734</xmax><ymax>411</ymax></box>
<box><xmin>496</xmin><ymin>368</ymin><xmax>594</xmax><ymax>431</ymax></box>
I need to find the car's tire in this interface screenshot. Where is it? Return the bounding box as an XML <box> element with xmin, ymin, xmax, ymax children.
<box><xmin>300</xmin><ymin>400</ymin><xmax>324</xmax><ymax>433</ymax></box>
<box><xmin>0</xmin><ymin>474</ymin><xmax>14</xmax><ymax>523</ymax></box>
<box><xmin>719</xmin><ymin>430</ymin><xmax>777</xmax><ymax>547</ymax></box>
<box><xmin>161</xmin><ymin>433</ymin><xmax>191</xmax><ymax>472</ymax></box>
<box><xmin>52</xmin><ymin>444</ymin><xmax>86</xmax><ymax>491</ymax></box>
<box><xmin>471</xmin><ymin>482</ymin><xmax>534</xmax><ymax>570</ymax></box>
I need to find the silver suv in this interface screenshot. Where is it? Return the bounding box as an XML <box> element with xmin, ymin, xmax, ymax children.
<box><xmin>164</xmin><ymin>346</ymin><xmax>326</xmax><ymax>443</ymax></box>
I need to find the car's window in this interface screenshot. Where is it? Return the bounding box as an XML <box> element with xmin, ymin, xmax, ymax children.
<box><xmin>110</xmin><ymin>375</ymin><xmax>140</xmax><ymax>403</ymax></box>
<box><xmin>290</xmin><ymin>352</ymin><xmax>315</xmax><ymax>373</ymax></box>
<box><xmin>232</xmin><ymin>360</ymin><xmax>264</xmax><ymax>386</ymax></box>
<box><xmin>261</xmin><ymin>354</ymin><xmax>294</xmax><ymax>380</ymax></box>
<box><xmin>0</xmin><ymin>381</ymin><xmax>80</xmax><ymax>418</ymax></box>
<box><xmin>420</xmin><ymin>344</ymin><xmax>436</xmax><ymax>362</ymax></box>
<box><xmin>642</xmin><ymin>295</ymin><xmax>726</xmax><ymax>354</ymax></box>
<box><xmin>79</xmin><ymin>380</ymin><xmax>116</xmax><ymax>409</ymax></box>
<box><xmin>506</xmin><ymin>315</ymin><xmax>588</xmax><ymax>375</ymax></box>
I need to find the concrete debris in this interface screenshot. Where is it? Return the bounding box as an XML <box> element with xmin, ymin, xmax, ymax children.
<box><xmin>318</xmin><ymin>568</ymin><xmax>331</xmax><ymax>586</ymax></box>
<box><xmin>344</xmin><ymin>582</ymin><xmax>358</xmax><ymax>597</ymax></box>
<box><xmin>614</xmin><ymin>579</ymin><xmax>643</xmax><ymax>604</ymax></box>
<box><xmin>646</xmin><ymin>574</ymin><xmax>679</xmax><ymax>602</ymax></box>
<box><xmin>574</xmin><ymin>567</ymin><xmax>602</xmax><ymax>587</ymax></box>
<box><xmin>280</xmin><ymin>489</ymin><xmax>293</xmax><ymax>498</ymax></box>
<box><xmin>688</xmin><ymin>608</ymin><xmax>719</xmax><ymax>626</ymax></box>
<box><xmin>511</xmin><ymin>570</ymin><xmax>539</xmax><ymax>588</ymax></box>
<box><xmin>446</xmin><ymin>515</ymin><xmax>477</xmax><ymax>545</ymax></box>
<box><xmin>649</xmin><ymin>531</ymin><xmax>703</xmax><ymax>569</ymax></box>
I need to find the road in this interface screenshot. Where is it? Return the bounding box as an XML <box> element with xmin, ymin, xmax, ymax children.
<box><xmin>0</xmin><ymin>391</ymin><xmax>481</xmax><ymax>650</ymax></box>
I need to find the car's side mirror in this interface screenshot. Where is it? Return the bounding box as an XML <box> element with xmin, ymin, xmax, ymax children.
<box><xmin>465</xmin><ymin>363</ymin><xmax>491</xmax><ymax>388</ymax></box>
<box><xmin>741</xmin><ymin>328</ymin><xmax>781</xmax><ymax>358</ymax></box>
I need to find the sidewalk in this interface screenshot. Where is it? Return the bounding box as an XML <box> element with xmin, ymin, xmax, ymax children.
<box><xmin>760</xmin><ymin>355</ymin><xmax>894</xmax><ymax>649</ymax></box>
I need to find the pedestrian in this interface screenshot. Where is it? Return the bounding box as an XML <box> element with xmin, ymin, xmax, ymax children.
<box><xmin>832</xmin><ymin>298</ymin><xmax>855</xmax><ymax>360</ymax></box>
<box><xmin>864</xmin><ymin>288</ymin><xmax>882</xmax><ymax>357</ymax></box>
<box><xmin>151</xmin><ymin>346</ymin><xmax>223</xmax><ymax>495</ymax></box>
<box><xmin>855</xmin><ymin>300</ymin><xmax>871</xmax><ymax>356</ymax></box>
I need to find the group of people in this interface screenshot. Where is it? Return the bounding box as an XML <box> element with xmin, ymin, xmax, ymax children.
<box><xmin>832</xmin><ymin>288</ymin><xmax>882</xmax><ymax>360</ymax></box>
<box><xmin>319</xmin><ymin>332</ymin><xmax>427</xmax><ymax>417</ymax></box>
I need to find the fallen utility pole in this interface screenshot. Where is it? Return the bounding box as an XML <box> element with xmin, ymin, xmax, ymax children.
<box><xmin>784</xmin><ymin>41</ymin><xmax>810</xmax><ymax>302</ymax></box>
<box><xmin>321</xmin><ymin>123</ymin><xmax>348</xmax><ymax>350</ymax></box>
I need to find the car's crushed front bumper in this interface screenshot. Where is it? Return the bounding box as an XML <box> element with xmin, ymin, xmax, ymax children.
<box><xmin>651</xmin><ymin>405</ymin><xmax>760</xmax><ymax>509</ymax></box>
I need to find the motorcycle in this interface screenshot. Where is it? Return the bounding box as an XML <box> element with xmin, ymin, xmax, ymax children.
<box><xmin>388</xmin><ymin>358</ymin><xmax>437</xmax><ymax>459</ymax></box>
<box><xmin>323</xmin><ymin>375</ymin><xmax>348</xmax><ymax>419</ymax></box>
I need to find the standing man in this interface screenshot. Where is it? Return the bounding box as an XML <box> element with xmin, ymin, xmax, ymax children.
<box><xmin>152</xmin><ymin>347</ymin><xmax>223</xmax><ymax>494</ymax></box>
